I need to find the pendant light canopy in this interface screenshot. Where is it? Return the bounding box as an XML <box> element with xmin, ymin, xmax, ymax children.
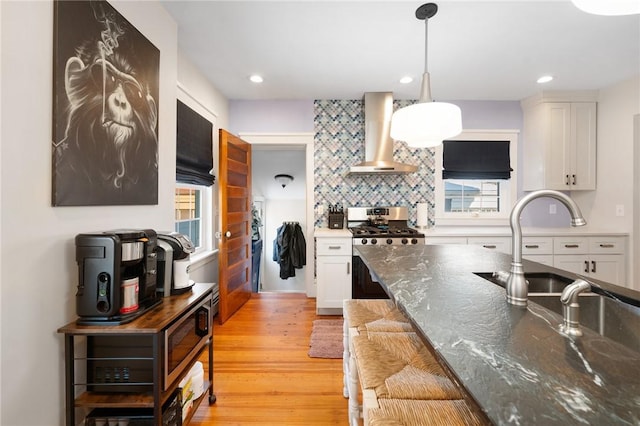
<box><xmin>571</xmin><ymin>0</ymin><xmax>640</xmax><ymax>16</ymax></box>
<box><xmin>390</xmin><ymin>3</ymin><xmax>462</xmax><ymax>148</ymax></box>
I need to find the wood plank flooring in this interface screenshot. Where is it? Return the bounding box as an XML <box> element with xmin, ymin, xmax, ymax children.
<box><xmin>189</xmin><ymin>292</ymin><xmax>349</xmax><ymax>425</ymax></box>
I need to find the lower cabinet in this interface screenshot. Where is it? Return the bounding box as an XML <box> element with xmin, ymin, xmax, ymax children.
<box><xmin>553</xmin><ymin>236</ymin><xmax>626</xmax><ymax>285</ymax></box>
<box><xmin>315</xmin><ymin>236</ymin><xmax>352</xmax><ymax>313</ymax></box>
<box><xmin>426</xmin><ymin>234</ymin><xmax>627</xmax><ymax>285</ymax></box>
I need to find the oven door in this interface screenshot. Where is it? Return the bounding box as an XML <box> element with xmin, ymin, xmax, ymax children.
<box><xmin>352</xmin><ymin>254</ymin><xmax>389</xmax><ymax>299</ymax></box>
<box><xmin>164</xmin><ymin>294</ymin><xmax>212</xmax><ymax>390</ymax></box>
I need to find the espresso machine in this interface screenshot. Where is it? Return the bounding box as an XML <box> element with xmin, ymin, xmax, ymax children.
<box><xmin>75</xmin><ymin>229</ymin><xmax>161</xmax><ymax>324</ymax></box>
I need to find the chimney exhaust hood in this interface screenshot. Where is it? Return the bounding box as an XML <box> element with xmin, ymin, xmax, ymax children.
<box><xmin>348</xmin><ymin>92</ymin><xmax>418</xmax><ymax>175</ymax></box>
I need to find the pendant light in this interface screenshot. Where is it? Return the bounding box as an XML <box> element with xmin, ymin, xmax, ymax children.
<box><xmin>571</xmin><ymin>0</ymin><xmax>640</xmax><ymax>16</ymax></box>
<box><xmin>390</xmin><ymin>3</ymin><xmax>462</xmax><ymax>148</ymax></box>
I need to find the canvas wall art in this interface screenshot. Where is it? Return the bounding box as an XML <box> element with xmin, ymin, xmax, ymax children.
<box><xmin>52</xmin><ymin>0</ymin><xmax>160</xmax><ymax>206</ymax></box>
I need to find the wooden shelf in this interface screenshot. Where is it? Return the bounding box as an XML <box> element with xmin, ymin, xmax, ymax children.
<box><xmin>75</xmin><ymin>391</ymin><xmax>154</xmax><ymax>408</ymax></box>
<box><xmin>59</xmin><ymin>283</ymin><xmax>216</xmax><ymax>425</ymax></box>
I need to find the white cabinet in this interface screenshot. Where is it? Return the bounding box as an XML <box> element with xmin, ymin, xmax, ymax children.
<box><xmin>315</xmin><ymin>236</ymin><xmax>352</xmax><ymax>314</ymax></box>
<box><xmin>553</xmin><ymin>236</ymin><xmax>626</xmax><ymax>285</ymax></box>
<box><xmin>521</xmin><ymin>92</ymin><xmax>597</xmax><ymax>191</ymax></box>
<box><xmin>522</xmin><ymin>236</ymin><xmax>554</xmax><ymax>266</ymax></box>
<box><xmin>467</xmin><ymin>236</ymin><xmax>511</xmax><ymax>255</ymax></box>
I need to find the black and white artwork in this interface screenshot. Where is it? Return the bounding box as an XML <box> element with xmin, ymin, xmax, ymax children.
<box><xmin>52</xmin><ymin>0</ymin><xmax>159</xmax><ymax>206</ymax></box>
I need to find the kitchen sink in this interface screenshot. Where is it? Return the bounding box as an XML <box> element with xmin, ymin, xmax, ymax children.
<box><xmin>475</xmin><ymin>271</ymin><xmax>640</xmax><ymax>353</ymax></box>
<box><xmin>474</xmin><ymin>271</ymin><xmax>576</xmax><ymax>293</ymax></box>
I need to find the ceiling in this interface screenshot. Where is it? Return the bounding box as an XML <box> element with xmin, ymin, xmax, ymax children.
<box><xmin>160</xmin><ymin>1</ymin><xmax>640</xmax><ymax>101</ymax></box>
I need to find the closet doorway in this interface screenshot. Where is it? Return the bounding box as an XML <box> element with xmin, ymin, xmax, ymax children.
<box><xmin>240</xmin><ymin>133</ymin><xmax>315</xmax><ymax>296</ymax></box>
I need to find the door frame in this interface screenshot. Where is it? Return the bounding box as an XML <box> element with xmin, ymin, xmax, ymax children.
<box><xmin>239</xmin><ymin>132</ymin><xmax>316</xmax><ymax>297</ymax></box>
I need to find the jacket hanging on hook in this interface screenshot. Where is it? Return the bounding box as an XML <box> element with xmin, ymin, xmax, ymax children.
<box><xmin>273</xmin><ymin>222</ymin><xmax>306</xmax><ymax>279</ymax></box>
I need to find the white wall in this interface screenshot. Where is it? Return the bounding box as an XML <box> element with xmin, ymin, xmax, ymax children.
<box><xmin>0</xmin><ymin>1</ymin><xmax>227</xmax><ymax>424</ymax></box>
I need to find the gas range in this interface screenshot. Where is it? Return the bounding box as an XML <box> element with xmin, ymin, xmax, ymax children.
<box><xmin>347</xmin><ymin>206</ymin><xmax>425</xmax><ymax>246</ymax></box>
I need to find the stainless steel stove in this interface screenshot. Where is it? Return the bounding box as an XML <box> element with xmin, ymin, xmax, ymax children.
<box><xmin>347</xmin><ymin>206</ymin><xmax>425</xmax><ymax>246</ymax></box>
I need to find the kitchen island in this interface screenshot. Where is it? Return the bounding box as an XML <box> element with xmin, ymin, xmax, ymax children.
<box><xmin>355</xmin><ymin>244</ymin><xmax>640</xmax><ymax>425</ymax></box>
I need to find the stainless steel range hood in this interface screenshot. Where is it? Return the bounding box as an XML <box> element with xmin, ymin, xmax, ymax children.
<box><xmin>348</xmin><ymin>92</ymin><xmax>418</xmax><ymax>175</ymax></box>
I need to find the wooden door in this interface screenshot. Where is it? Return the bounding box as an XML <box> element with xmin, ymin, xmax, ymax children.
<box><xmin>218</xmin><ymin>129</ymin><xmax>252</xmax><ymax>324</ymax></box>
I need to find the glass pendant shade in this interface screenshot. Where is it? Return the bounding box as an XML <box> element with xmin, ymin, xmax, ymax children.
<box><xmin>571</xmin><ymin>0</ymin><xmax>640</xmax><ymax>15</ymax></box>
<box><xmin>391</xmin><ymin>101</ymin><xmax>462</xmax><ymax>148</ymax></box>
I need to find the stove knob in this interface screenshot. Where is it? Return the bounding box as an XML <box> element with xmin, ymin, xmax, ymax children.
<box><xmin>371</xmin><ymin>239</ymin><xmax>377</xmax><ymax>245</ymax></box>
<box><xmin>401</xmin><ymin>238</ymin><xmax>408</xmax><ymax>245</ymax></box>
<box><xmin>361</xmin><ymin>239</ymin><xmax>367</xmax><ymax>245</ymax></box>
<box><xmin>411</xmin><ymin>238</ymin><xmax>418</xmax><ymax>245</ymax></box>
<box><xmin>386</xmin><ymin>239</ymin><xmax>393</xmax><ymax>245</ymax></box>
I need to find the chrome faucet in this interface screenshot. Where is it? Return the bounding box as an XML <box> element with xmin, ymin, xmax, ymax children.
<box><xmin>560</xmin><ymin>279</ymin><xmax>592</xmax><ymax>336</ymax></box>
<box><xmin>499</xmin><ymin>190</ymin><xmax>587</xmax><ymax>307</ymax></box>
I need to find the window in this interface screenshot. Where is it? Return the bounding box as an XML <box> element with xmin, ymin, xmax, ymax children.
<box><xmin>176</xmin><ymin>87</ymin><xmax>216</xmax><ymax>254</ymax></box>
<box><xmin>435</xmin><ymin>130</ymin><xmax>518</xmax><ymax>226</ymax></box>
<box><xmin>175</xmin><ymin>185</ymin><xmax>202</xmax><ymax>247</ymax></box>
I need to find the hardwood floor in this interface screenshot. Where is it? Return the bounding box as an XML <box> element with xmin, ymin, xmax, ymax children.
<box><xmin>189</xmin><ymin>292</ymin><xmax>349</xmax><ymax>425</ymax></box>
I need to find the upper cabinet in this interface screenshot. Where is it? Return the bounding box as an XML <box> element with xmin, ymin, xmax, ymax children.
<box><xmin>521</xmin><ymin>91</ymin><xmax>598</xmax><ymax>191</ymax></box>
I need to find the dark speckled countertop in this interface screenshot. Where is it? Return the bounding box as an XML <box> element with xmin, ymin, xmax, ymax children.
<box><xmin>355</xmin><ymin>244</ymin><xmax>640</xmax><ymax>425</ymax></box>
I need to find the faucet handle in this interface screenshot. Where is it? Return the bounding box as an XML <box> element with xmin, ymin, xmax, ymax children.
<box><xmin>492</xmin><ymin>271</ymin><xmax>510</xmax><ymax>286</ymax></box>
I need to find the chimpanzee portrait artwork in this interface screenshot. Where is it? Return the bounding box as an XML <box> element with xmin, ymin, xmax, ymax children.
<box><xmin>52</xmin><ymin>0</ymin><xmax>159</xmax><ymax>206</ymax></box>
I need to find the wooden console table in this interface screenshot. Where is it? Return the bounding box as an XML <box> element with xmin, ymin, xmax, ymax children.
<box><xmin>58</xmin><ymin>282</ymin><xmax>216</xmax><ymax>426</ymax></box>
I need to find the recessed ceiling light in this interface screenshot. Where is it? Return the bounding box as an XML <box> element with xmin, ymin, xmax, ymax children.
<box><xmin>537</xmin><ymin>75</ymin><xmax>553</xmax><ymax>84</ymax></box>
<box><xmin>399</xmin><ymin>76</ymin><xmax>413</xmax><ymax>84</ymax></box>
<box><xmin>249</xmin><ymin>75</ymin><xmax>263</xmax><ymax>83</ymax></box>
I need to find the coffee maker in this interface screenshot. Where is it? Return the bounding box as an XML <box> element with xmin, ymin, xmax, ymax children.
<box><xmin>157</xmin><ymin>232</ymin><xmax>196</xmax><ymax>296</ymax></box>
<box><xmin>75</xmin><ymin>229</ymin><xmax>161</xmax><ymax>324</ymax></box>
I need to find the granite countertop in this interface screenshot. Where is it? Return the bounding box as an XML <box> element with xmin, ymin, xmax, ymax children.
<box><xmin>355</xmin><ymin>244</ymin><xmax>640</xmax><ymax>425</ymax></box>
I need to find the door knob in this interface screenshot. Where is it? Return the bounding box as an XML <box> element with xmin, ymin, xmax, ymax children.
<box><xmin>225</xmin><ymin>231</ymin><xmax>231</xmax><ymax>238</ymax></box>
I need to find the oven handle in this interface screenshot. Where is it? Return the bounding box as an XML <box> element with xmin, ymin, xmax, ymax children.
<box><xmin>195</xmin><ymin>306</ymin><xmax>209</xmax><ymax>337</ymax></box>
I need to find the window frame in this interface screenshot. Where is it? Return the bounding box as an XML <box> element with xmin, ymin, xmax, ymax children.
<box><xmin>175</xmin><ymin>182</ymin><xmax>213</xmax><ymax>256</ymax></box>
<box><xmin>434</xmin><ymin>130</ymin><xmax>519</xmax><ymax>226</ymax></box>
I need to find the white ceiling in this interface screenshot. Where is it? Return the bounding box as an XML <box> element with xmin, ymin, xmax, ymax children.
<box><xmin>160</xmin><ymin>1</ymin><xmax>640</xmax><ymax>101</ymax></box>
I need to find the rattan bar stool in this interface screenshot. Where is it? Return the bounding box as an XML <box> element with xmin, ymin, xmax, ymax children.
<box><xmin>352</xmin><ymin>332</ymin><xmax>463</xmax><ymax>426</ymax></box>
<box><xmin>343</xmin><ymin>299</ymin><xmax>414</xmax><ymax>425</ymax></box>
<box><xmin>367</xmin><ymin>398</ymin><xmax>483</xmax><ymax>426</ymax></box>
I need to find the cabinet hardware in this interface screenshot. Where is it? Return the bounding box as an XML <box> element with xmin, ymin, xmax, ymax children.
<box><xmin>347</xmin><ymin>262</ymin><xmax>350</xmax><ymax>274</ymax></box>
<box><xmin>525</xmin><ymin>244</ymin><xmax>539</xmax><ymax>249</ymax></box>
<box><xmin>591</xmin><ymin>261</ymin><xmax>596</xmax><ymax>273</ymax></box>
<box><xmin>572</xmin><ymin>174</ymin><xmax>576</xmax><ymax>185</ymax></box>
<box><xmin>584</xmin><ymin>261</ymin><xmax>589</xmax><ymax>273</ymax></box>
<box><xmin>483</xmin><ymin>245</ymin><xmax>497</xmax><ymax>249</ymax></box>
<box><xmin>599</xmin><ymin>244</ymin><xmax>614</xmax><ymax>248</ymax></box>
<box><xmin>328</xmin><ymin>246</ymin><xmax>341</xmax><ymax>250</ymax></box>
<box><xmin>565</xmin><ymin>244</ymin><xmax>579</xmax><ymax>248</ymax></box>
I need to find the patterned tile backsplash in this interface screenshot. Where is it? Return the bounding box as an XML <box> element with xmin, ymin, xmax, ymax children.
<box><xmin>314</xmin><ymin>99</ymin><xmax>435</xmax><ymax>228</ymax></box>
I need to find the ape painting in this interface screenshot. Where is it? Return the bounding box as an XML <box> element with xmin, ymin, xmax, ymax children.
<box><xmin>52</xmin><ymin>0</ymin><xmax>159</xmax><ymax>206</ymax></box>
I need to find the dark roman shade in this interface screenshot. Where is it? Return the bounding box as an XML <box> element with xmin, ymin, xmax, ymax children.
<box><xmin>176</xmin><ymin>100</ymin><xmax>215</xmax><ymax>186</ymax></box>
<box><xmin>442</xmin><ymin>140</ymin><xmax>512</xmax><ymax>180</ymax></box>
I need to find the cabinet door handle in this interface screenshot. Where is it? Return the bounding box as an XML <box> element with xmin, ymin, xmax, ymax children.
<box><xmin>591</xmin><ymin>261</ymin><xmax>596</xmax><ymax>273</ymax></box>
<box><xmin>328</xmin><ymin>246</ymin><xmax>341</xmax><ymax>250</ymax></box>
<box><xmin>483</xmin><ymin>245</ymin><xmax>497</xmax><ymax>249</ymax></box>
<box><xmin>572</xmin><ymin>174</ymin><xmax>577</xmax><ymax>185</ymax></box>
<box><xmin>525</xmin><ymin>244</ymin><xmax>539</xmax><ymax>249</ymax></box>
<box><xmin>564</xmin><ymin>244</ymin><xmax>579</xmax><ymax>248</ymax></box>
<box><xmin>584</xmin><ymin>261</ymin><xmax>589</xmax><ymax>273</ymax></box>
<box><xmin>565</xmin><ymin>174</ymin><xmax>570</xmax><ymax>186</ymax></box>
<box><xmin>347</xmin><ymin>262</ymin><xmax>351</xmax><ymax>274</ymax></box>
<box><xmin>599</xmin><ymin>244</ymin><xmax>614</xmax><ymax>249</ymax></box>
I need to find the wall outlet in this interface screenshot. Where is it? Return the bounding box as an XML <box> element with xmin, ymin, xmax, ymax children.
<box><xmin>549</xmin><ymin>204</ymin><xmax>557</xmax><ymax>215</ymax></box>
<box><xmin>616</xmin><ymin>204</ymin><xmax>625</xmax><ymax>217</ymax></box>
